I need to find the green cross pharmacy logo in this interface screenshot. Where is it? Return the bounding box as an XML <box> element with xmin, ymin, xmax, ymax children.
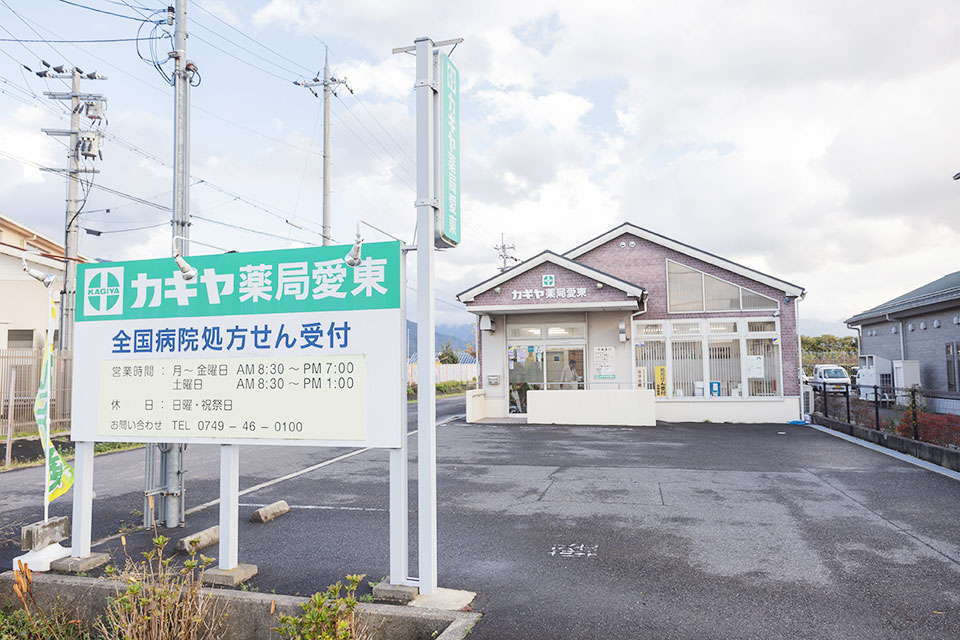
<box><xmin>542</xmin><ymin>274</ymin><xmax>555</xmax><ymax>287</ymax></box>
<box><xmin>83</xmin><ymin>267</ymin><xmax>124</xmax><ymax>316</ymax></box>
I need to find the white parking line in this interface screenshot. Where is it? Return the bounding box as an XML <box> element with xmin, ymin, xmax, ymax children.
<box><xmin>239</xmin><ymin>502</ymin><xmax>386</xmax><ymax>512</ymax></box>
<box><xmin>807</xmin><ymin>423</ymin><xmax>960</xmax><ymax>482</ymax></box>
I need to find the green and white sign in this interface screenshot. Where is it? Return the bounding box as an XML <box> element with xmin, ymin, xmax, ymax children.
<box><xmin>72</xmin><ymin>242</ymin><xmax>404</xmax><ymax>449</ymax></box>
<box><xmin>437</xmin><ymin>52</ymin><xmax>460</xmax><ymax>248</ymax></box>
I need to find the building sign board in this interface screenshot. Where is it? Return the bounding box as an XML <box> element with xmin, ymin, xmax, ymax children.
<box><xmin>72</xmin><ymin>241</ymin><xmax>404</xmax><ymax>448</ymax></box>
<box><xmin>436</xmin><ymin>52</ymin><xmax>460</xmax><ymax>248</ymax></box>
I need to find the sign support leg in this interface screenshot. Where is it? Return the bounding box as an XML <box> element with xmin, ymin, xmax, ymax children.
<box><xmin>390</xmin><ymin>251</ymin><xmax>409</xmax><ymax>585</ymax></box>
<box><xmin>70</xmin><ymin>441</ymin><xmax>94</xmax><ymax>558</ymax></box>
<box><xmin>218</xmin><ymin>444</ymin><xmax>239</xmax><ymax>571</ymax></box>
<box><xmin>415</xmin><ymin>36</ymin><xmax>438</xmax><ymax>596</ymax></box>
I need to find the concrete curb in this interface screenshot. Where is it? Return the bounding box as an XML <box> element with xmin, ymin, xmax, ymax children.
<box><xmin>811</xmin><ymin>413</ymin><xmax>960</xmax><ymax>474</ymax></box>
<box><xmin>0</xmin><ymin>571</ymin><xmax>480</xmax><ymax>640</ymax></box>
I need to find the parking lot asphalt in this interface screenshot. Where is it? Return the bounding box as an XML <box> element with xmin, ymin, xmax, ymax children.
<box><xmin>3</xmin><ymin>413</ymin><xmax>960</xmax><ymax>639</ymax></box>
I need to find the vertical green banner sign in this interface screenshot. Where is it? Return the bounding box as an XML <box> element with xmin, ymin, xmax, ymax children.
<box><xmin>437</xmin><ymin>52</ymin><xmax>460</xmax><ymax>248</ymax></box>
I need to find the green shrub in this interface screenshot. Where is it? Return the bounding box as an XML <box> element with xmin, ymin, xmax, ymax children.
<box><xmin>275</xmin><ymin>574</ymin><xmax>369</xmax><ymax>640</ymax></box>
<box><xmin>96</xmin><ymin>524</ymin><xmax>224</xmax><ymax>640</ymax></box>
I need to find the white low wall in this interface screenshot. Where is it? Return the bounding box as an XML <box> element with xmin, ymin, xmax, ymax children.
<box><xmin>466</xmin><ymin>389</ymin><xmax>486</xmax><ymax>422</ymax></box>
<box><xmin>655</xmin><ymin>397</ymin><xmax>801</xmax><ymax>423</ymax></box>
<box><xmin>527</xmin><ymin>389</ymin><xmax>656</xmax><ymax>426</ymax></box>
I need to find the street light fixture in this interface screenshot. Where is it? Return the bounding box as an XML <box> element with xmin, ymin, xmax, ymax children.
<box><xmin>170</xmin><ymin>235</ymin><xmax>236</xmax><ymax>281</ymax></box>
<box><xmin>344</xmin><ymin>223</ymin><xmax>363</xmax><ymax>267</ymax></box>
<box><xmin>21</xmin><ymin>251</ymin><xmax>57</xmax><ymax>288</ymax></box>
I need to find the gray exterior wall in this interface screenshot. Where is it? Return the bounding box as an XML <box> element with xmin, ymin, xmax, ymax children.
<box><xmin>860</xmin><ymin>307</ymin><xmax>960</xmax><ymax>391</ymax></box>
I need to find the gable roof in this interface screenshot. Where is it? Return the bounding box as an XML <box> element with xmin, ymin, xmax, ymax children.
<box><xmin>457</xmin><ymin>250</ymin><xmax>647</xmax><ymax>303</ymax></box>
<box><xmin>846</xmin><ymin>270</ymin><xmax>960</xmax><ymax>325</ymax></box>
<box><xmin>563</xmin><ymin>222</ymin><xmax>805</xmax><ymax>298</ymax></box>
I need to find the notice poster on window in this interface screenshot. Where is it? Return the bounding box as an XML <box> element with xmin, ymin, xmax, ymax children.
<box><xmin>746</xmin><ymin>355</ymin><xmax>765</xmax><ymax>379</ymax></box>
<box><xmin>593</xmin><ymin>346</ymin><xmax>616</xmax><ymax>379</ymax></box>
<box><xmin>654</xmin><ymin>366</ymin><xmax>667</xmax><ymax>397</ymax></box>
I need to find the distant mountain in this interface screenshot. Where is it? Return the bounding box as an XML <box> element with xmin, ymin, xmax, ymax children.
<box><xmin>406</xmin><ymin>320</ymin><xmax>475</xmax><ymax>357</ymax></box>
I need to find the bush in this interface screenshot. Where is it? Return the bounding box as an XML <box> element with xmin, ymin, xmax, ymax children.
<box><xmin>275</xmin><ymin>574</ymin><xmax>369</xmax><ymax>640</ymax></box>
<box><xmin>96</xmin><ymin>523</ymin><xmax>224</xmax><ymax>640</ymax></box>
<box><xmin>895</xmin><ymin>410</ymin><xmax>960</xmax><ymax>448</ymax></box>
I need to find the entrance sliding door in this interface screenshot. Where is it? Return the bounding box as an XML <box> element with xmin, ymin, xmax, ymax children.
<box><xmin>546</xmin><ymin>347</ymin><xmax>584</xmax><ymax>390</ymax></box>
<box><xmin>508</xmin><ymin>345</ymin><xmax>543</xmax><ymax>413</ymax></box>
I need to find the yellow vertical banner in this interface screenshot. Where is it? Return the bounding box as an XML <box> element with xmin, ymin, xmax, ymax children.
<box><xmin>654</xmin><ymin>366</ymin><xmax>667</xmax><ymax>397</ymax></box>
<box><xmin>35</xmin><ymin>295</ymin><xmax>74</xmax><ymax>502</ymax></box>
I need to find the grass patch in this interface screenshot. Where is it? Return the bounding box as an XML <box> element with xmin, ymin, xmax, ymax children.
<box><xmin>0</xmin><ymin>441</ymin><xmax>144</xmax><ymax>473</ymax></box>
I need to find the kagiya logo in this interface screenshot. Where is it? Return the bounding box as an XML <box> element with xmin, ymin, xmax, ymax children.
<box><xmin>83</xmin><ymin>267</ymin><xmax>124</xmax><ymax>316</ymax></box>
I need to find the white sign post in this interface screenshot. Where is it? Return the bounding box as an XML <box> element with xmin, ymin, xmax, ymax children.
<box><xmin>71</xmin><ymin>241</ymin><xmax>405</xmax><ymax>574</ymax></box>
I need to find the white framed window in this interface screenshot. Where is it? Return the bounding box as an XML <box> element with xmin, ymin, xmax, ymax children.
<box><xmin>508</xmin><ymin>326</ymin><xmax>543</xmax><ymax>340</ymax></box>
<box><xmin>667</xmin><ymin>261</ymin><xmax>704</xmax><ymax>312</ymax></box>
<box><xmin>666</xmin><ymin>259</ymin><xmax>780</xmax><ymax>313</ymax></box>
<box><xmin>633</xmin><ymin>317</ymin><xmax>782</xmax><ymax>399</ymax></box>
<box><xmin>544</xmin><ymin>324</ymin><xmax>584</xmax><ymax>340</ymax></box>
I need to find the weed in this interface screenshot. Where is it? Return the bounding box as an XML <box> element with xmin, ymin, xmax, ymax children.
<box><xmin>96</xmin><ymin>499</ymin><xmax>225</xmax><ymax>640</ymax></box>
<box><xmin>275</xmin><ymin>574</ymin><xmax>369</xmax><ymax>640</ymax></box>
<box><xmin>10</xmin><ymin>559</ymin><xmax>95</xmax><ymax>639</ymax></box>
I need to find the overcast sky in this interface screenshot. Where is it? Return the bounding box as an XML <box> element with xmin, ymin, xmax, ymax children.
<box><xmin>2</xmin><ymin>0</ymin><xmax>959</xmax><ymax>335</ymax></box>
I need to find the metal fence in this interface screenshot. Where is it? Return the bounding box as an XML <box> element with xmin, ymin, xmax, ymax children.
<box><xmin>0</xmin><ymin>348</ymin><xmax>72</xmax><ymax>436</ymax></box>
<box><xmin>407</xmin><ymin>363</ymin><xmax>477</xmax><ymax>383</ymax></box>
<box><xmin>809</xmin><ymin>381</ymin><xmax>960</xmax><ymax>449</ymax></box>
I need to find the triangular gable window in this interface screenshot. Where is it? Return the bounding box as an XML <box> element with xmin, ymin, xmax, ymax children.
<box><xmin>667</xmin><ymin>260</ymin><xmax>778</xmax><ymax>313</ymax></box>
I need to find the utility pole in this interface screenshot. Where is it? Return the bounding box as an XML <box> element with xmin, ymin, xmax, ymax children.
<box><xmin>294</xmin><ymin>46</ymin><xmax>350</xmax><ymax>245</ymax></box>
<box><xmin>160</xmin><ymin>0</ymin><xmax>196</xmax><ymax>530</ymax></box>
<box><xmin>494</xmin><ymin>233</ymin><xmax>519</xmax><ymax>272</ymax></box>
<box><xmin>40</xmin><ymin>66</ymin><xmax>106</xmax><ymax>350</ymax></box>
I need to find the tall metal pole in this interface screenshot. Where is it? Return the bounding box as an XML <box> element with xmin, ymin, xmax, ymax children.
<box><xmin>163</xmin><ymin>0</ymin><xmax>191</xmax><ymax>529</ymax></box>
<box><xmin>296</xmin><ymin>48</ymin><xmax>347</xmax><ymax>245</ymax></box>
<box><xmin>172</xmin><ymin>0</ymin><xmax>190</xmax><ymax>256</ymax></box>
<box><xmin>414</xmin><ymin>36</ymin><xmax>438</xmax><ymax>596</ymax></box>
<box><xmin>59</xmin><ymin>69</ymin><xmax>81</xmax><ymax>353</ymax></box>
<box><xmin>322</xmin><ymin>47</ymin><xmax>332</xmax><ymax>246</ymax></box>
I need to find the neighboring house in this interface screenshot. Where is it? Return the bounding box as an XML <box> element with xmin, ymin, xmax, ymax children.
<box><xmin>846</xmin><ymin>270</ymin><xmax>960</xmax><ymax>392</ymax></box>
<box><xmin>0</xmin><ymin>213</ymin><xmax>93</xmax><ymax>432</ymax></box>
<box><xmin>0</xmin><ymin>212</ymin><xmax>91</xmax><ymax>349</ymax></box>
<box><xmin>458</xmin><ymin>223</ymin><xmax>806</xmax><ymax>424</ymax></box>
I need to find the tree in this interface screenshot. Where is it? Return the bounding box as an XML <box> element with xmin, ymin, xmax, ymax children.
<box><xmin>438</xmin><ymin>340</ymin><xmax>459</xmax><ymax>364</ymax></box>
<box><xmin>464</xmin><ymin>342</ymin><xmax>476</xmax><ymax>358</ymax></box>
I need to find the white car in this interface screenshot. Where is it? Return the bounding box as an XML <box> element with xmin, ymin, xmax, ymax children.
<box><xmin>812</xmin><ymin>365</ymin><xmax>851</xmax><ymax>392</ymax></box>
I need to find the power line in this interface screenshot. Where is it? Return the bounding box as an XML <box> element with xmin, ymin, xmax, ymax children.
<box><xmin>328</xmin><ymin>104</ymin><xmax>416</xmax><ymax>192</ymax></box>
<box><xmin>83</xmin><ymin>221</ymin><xmax>169</xmax><ymax>234</ymax></box>
<box><xmin>333</xmin><ymin>92</ymin><xmax>416</xmax><ymax>183</ymax></box>
<box><xmin>193</xmin><ymin>214</ymin><xmax>325</xmax><ymax>244</ymax></box>
<box><xmin>189</xmin><ymin>32</ymin><xmax>292</xmax><ymax>83</ymax></box>
<box><xmin>348</xmin><ymin>90</ymin><xmax>416</xmax><ymax>166</ymax></box>
<box><xmin>189</xmin><ymin>18</ymin><xmax>303</xmax><ymax>78</ymax></box>
<box><xmin>192</xmin><ymin>0</ymin><xmax>313</xmax><ymax>75</ymax></box>
<box><xmin>55</xmin><ymin>0</ymin><xmax>160</xmax><ymax>22</ymax></box>
<box><xmin>0</xmin><ymin>0</ymin><xmax>74</xmax><ymax>65</ymax></box>
<box><xmin>0</xmin><ymin>36</ymin><xmax>157</xmax><ymax>43</ymax></box>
